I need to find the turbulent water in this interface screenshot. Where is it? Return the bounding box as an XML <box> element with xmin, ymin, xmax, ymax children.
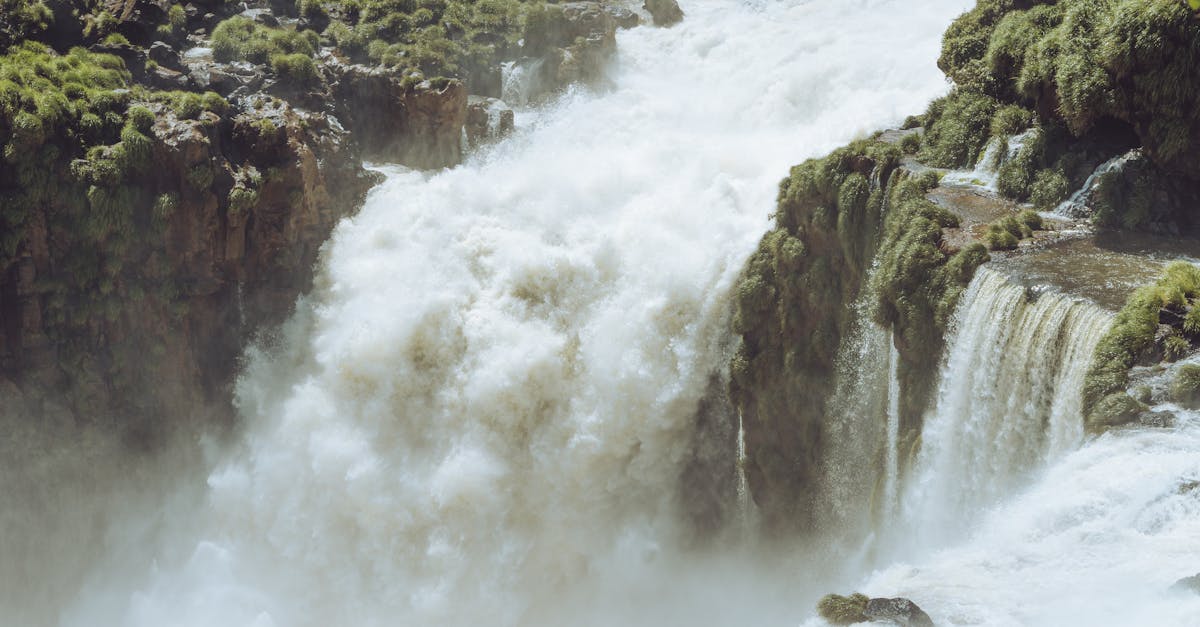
<box><xmin>51</xmin><ymin>1</ymin><xmax>972</xmax><ymax>625</ymax></box>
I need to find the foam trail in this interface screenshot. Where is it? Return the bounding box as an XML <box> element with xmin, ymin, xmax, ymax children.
<box><xmin>59</xmin><ymin>1</ymin><xmax>971</xmax><ymax>625</ymax></box>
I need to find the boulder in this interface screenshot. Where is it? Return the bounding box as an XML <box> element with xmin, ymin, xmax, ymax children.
<box><xmin>1136</xmin><ymin>410</ymin><xmax>1177</xmax><ymax>428</ymax></box>
<box><xmin>148</xmin><ymin>41</ymin><xmax>183</xmax><ymax>71</ymax></box>
<box><xmin>644</xmin><ymin>0</ymin><xmax>684</xmax><ymax>26</ymax></box>
<box><xmin>863</xmin><ymin>597</ymin><xmax>935</xmax><ymax>627</ymax></box>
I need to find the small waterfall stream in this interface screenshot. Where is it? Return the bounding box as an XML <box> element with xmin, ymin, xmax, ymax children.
<box><xmin>899</xmin><ymin>267</ymin><xmax>1113</xmax><ymax>548</ymax></box>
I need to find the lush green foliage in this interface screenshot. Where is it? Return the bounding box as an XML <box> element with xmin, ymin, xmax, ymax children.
<box><xmin>1084</xmin><ymin>262</ymin><xmax>1200</xmax><ymax>426</ymax></box>
<box><xmin>213</xmin><ymin>17</ymin><xmax>321</xmax><ymax>64</ymax></box>
<box><xmin>918</xmin><ymin>89</ymin><xmax>998</xmax><ymax>168</ymax></box>
<box><xmin>939</xmin><ymin>0</ymin><xmax>1200</xmax><ymax>176</ymax></box>
<box><xmin>871</xmin><ymin>170</ymin><xmax>990</xmax><ymax>344</ymax></box>
<box><xmin>0</xmin><ymin>0</ymin><xmax>52</xmax><ymax>49</ymax></box>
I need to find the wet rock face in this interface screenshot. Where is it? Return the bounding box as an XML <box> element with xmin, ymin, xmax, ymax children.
<box><xmin>863</xmin><ymin>597</ymin><xmax>935</xmax><ymax>627</ymax></box>
<box><xmin>644</xmin><ymin>0</ymin><xmax>684</xmax><ymax>26</ymax></box>
<box><xmin>0</xmin><ymin>95</ymin><xmax>376</xmax><ymax>441</ymax></box>
<box><xmin>516</xmin><ymin>1</ymin><xmax>619</xmax><ymax>102</ymax></box>
<box><xmin>327</xmin><ymin>62</ymin><xmax>468</xmax><ymax>169</ymax></box>
<box><xmin>465</xmin><ymin>96</ymin><xmax>515</xmax><ymax>149</ymax></box>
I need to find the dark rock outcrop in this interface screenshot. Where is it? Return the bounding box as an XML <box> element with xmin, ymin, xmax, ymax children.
<box><xmin>327</xmin><ymin>62</ymin><xmax>468</xmax><ymax>169</ymax></box>
<box><xmin>863</xmin><ymin>597</ymin><xmax>935</xmax><ymax>627</ymax></box>
<box><xmin>0</xmin><ymin>95</ymin><xmax>376</xmax><ymax>442</ymax></box>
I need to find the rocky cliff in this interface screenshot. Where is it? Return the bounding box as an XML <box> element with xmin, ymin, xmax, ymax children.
<box><xmin>0</xmin><ymin>0</ymin><xmax>655</xmax><ymax>443</ymax></box>
<box><xmin>729</xmin><ymin>0</ymin><xmax>1200</xmax><ymax>536</ymax></box>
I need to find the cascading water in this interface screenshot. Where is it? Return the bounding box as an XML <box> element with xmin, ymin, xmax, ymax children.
<box><xmin>898</xmin><ymin>267</ymin><xmax>1113</xmax><ymax>550</ymax></box>
<box><xmin>55</xmin><ymin>1</ymin><xmax>972</xmax><ymax>625</ymax></box>
<box><xmin>942</xmin><ymin>128</ymin><xmax>1037</xmax><ymax>191</ymax></box>
<box><xmin>1054</xmin><ymin>149</ymin><xmax>1142</xmax><ymax>218</ymax></box>
<box><xmin>820</xmin><ymin>283</ymin><xmax>899</xmax><ymax>540</ymax></box>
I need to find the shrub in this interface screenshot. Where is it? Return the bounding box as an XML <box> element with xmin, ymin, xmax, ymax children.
<box><xmin>918</xmin><ymin>89</ymin><xmax>999</xmax><ymax>168</ymax></box>
<box><xmin>990</xmin><ymin>104</ymin><xmax>1032</xmax><ymax>138</ymax></box>
<box><xmin>899</xmin><ymin>132</ymin><xmax>921</xmax><ymax>155</ymax></box>
<box><xmin>271</xmin><ymin>52</ymin><xmax>320</xmax><ymax>87</ymax></box>
<box><xmin>984</xmin><ymin>225</ymin><xmax>1019</xmax><ymax>250</ymax></box>
<box><xmin>1029</xmin><ymin>169</ymin><xmax>1069</xmax><ymax>210</ymax></box>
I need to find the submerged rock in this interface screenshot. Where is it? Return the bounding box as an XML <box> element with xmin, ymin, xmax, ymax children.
<box><xmin>1136</xmin><ymin>410</ymin><xmax>1178</xmax><ymax>429</ymax></box>
<box><xmin>863</xmin><ymin>597</ymin><xmax>935</xmax><ymax>627</ymax></box>
<box><xmin>1171</xmin><ymin>574</ymin><xmax>1200</xmax><ymax>595</ymax></box>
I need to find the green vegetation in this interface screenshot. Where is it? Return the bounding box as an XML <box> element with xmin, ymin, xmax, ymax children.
<box><xmin>731</xmin><ymin>138</ymin><xmax>991</xmax><ymax>528</ymax></box>
<box><xmin>917</xmin><ymin>89</ymin><xmax>998</xmax><ymax>168</ymax></box>
<box><xmin>317</xmin><ymin>0</ymin><xmax>535</xmax><ymax>81</ymax></box>
<box><xmin>212</xmin><ymin>16</ymin><xmax>321</xmax><ymax>64</ymax></box>
<box><xmin>1084</xmin><ymin>262</ymin><xmax>1200</xmax><ymax>428</ymax></box>
<box><xmin>1029</xmin><ymin>168</ymin><xmax>1069</xmax><ymax>210</ymax></box>
<box><xmin>817</xmin><ymin>593</ymin><xmax>870</xmax><ymax>625</ymax></box>
<box><xmin>925</xmin><ymin>0</ymin><xmax>1200</xmax><ymax>229</ymax></box>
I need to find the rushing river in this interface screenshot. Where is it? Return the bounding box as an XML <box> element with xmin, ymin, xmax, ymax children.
<box><xmin>29</xmin><ymin>1</ymin><xmax>1200</xmax><ymax>625</ymax></box>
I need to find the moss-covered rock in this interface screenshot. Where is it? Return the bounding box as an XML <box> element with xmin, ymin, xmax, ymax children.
<box><xmin>1085</xmin><ymin>262</ymin><xmax>1200</xmax><ymax>427</ymax></box>
<box><xmin>1171</xmin><ymin>364</ymin><xmax>1200</xmax><ymax>409</ymax></box>
<box><xmin>730</xmin><ymin>140</ymin><xmax>900</xmax><ymax>532</ymax></box>
<box><xmin>1088</xmin><ymin>392</ymin><xmax>1148</xmax><ymax>429</ymax></box>
<box><xmin>817</xmin><ymin>593</ymin><xmax>870</xmax><ymax>625</ymax></box>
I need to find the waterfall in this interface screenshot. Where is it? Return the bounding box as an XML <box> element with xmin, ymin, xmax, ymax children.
<box><xmin>883</xmin><ymin>339</ymin><xmax>901</xmax><ymax>519</ymax></box>
<box><xmin>899</xmin><ymin>267</ymin><xmax>1112</xmax><ymax>548</ymax></box>
<box><xmin>56</xmin><ymin>2</ymin><xmax>972</xmax><ymax>625</ymax></box>
<box><xmin>941</xmin><ymin>128</ymin><xmax>1036</xmax><ymax>192</ymax></box>
<box><xmin>1054</xmin><ymin>149</ymin><xmax>1142</xmax><ymax>218</ymax></box>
